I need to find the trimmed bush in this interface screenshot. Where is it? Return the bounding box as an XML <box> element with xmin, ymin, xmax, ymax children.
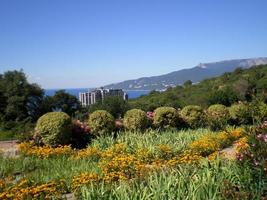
<box><xmin>249</xmin><ymin>101</ymin><xmax>267</xmax><ymax>124</ymax></box>
<box><xmin>206</xmin><ymin>104</ymin><xmax>230</xmax><ymax>130</ymax></box>
<box><xmin>229</xmin><ymin>103</ymin><xmax>251</xmax><ymax>125</ymax></box>
<box><xmin>258</xmin><ymin>102</ymin><xmax>267</xmax><ymax>121</ymax></box>
<box><xmin>88</xmin><ymin>110</ymin><xmax>114</xmax><ymax>136</ymax></box>
<box><xmin>123</xmin><ymin>109</ymin><xmax>147</xmax><ymax>131</ymax></box>
<box><xmin>153</xmin><ymin>107</ymin><xmax>180</xmax><ymax>129</ymax></box>
<box><xmin>35</xmin><ymin>112</ymin><xmax>72</xmax><ymax>146</ymax></box>
<box><xmin>180</xmin><ymin>105</ymin><xmax>206</xmax><ymax>128</ymax></box>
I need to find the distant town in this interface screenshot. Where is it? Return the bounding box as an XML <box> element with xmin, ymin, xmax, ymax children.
<box><xmin>79</xmin><ymin>88</ymin><xmax>128</xmax><ymax>106</ymax></box>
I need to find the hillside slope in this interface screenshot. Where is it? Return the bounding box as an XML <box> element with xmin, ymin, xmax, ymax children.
<box><xmin>129</xmin><ymin>64</ymin><xmax>267</xmax><ymax>110</ymax></box>
<box><xmin>105</xmin><ymin>57</ymin><xmax>267</xmax><ymax>90</ymax></box>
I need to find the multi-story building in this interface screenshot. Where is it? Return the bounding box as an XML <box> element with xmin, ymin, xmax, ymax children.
<box><xmin>79</xmin><ymin>88</ymin><xmax>128</xmax><ymax>106</ymax></box>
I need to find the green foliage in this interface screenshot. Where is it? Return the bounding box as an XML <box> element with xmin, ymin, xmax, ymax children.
<box><xmin>208</xmin><ymin>87</ymin><xmax>238</xmax><ymax>106</ymax></box>
<box><xmin>89</xmin><ymin>96</ymin><xmax>129</xmax><ymax>118</ymax></box>
<box><xmin>123</xmin><ymin>109</ymin><xmax>147</xmax><ymax>131</ymax></box>
<box><xmin>248</xmin><ymin>100</ymin><xmax>267</xmax><ymax>124</ymax></box>
<box><xmin>258</xmin><ymin>102</ymin><xmax>267</xmax><ymax>120</ymax></box>
<box><xmin>40</xmin><ymin>90</ymin><xmax>80</xmax><ymax>117</ymax></box>
<box><xmin>88</xmin><ymin>110</ymin><xmax>115</xmax><ymax>136</ymax></box>
<box><xmin>206</xmin><ymin>104</ymin><xmax>230</xmax><ymax>130</ymax></box>
<box><xmin>180</xmin><ymin>105</ymin><xmax>206</xmax><ymax>128</ymax></box>
<box><xmin>0</xmin><ymin>130</ymin><xmax>17</xmax><ymax>141</ymax></box>
<box><xmin>1</xmin><ymin>129</ymin><xmax>265</xmax><ymax>200</ymax></box>
<box><xmin>51</xmin><ymin>90</ymin><xmax>81</xmax><ymax>116</ymax></box>
<box><xmin>0</xmin><ymin>70</ymin><xmax>44</xmax><ymax>123</ymax></box>
<box><xmin>229</xmin><ymin>103</ymin><xmax>251</xmax><ymax>125</ymax></box>
<box><xmin>35</xmin><ymin>112</ymin><xmax>72</xmax><ymax>146</ymax></box>
<box><xmin>153</xmin><ymin>107</ymin><xmax>180</xmax><ymax>129</ymax></box>
<box><xmin>183</xmin><ymin>80</ymin><xmax>192</xmax><ymax>87</ymax></box>
<box><xmin>130</xmin><ymin>65</ymin><xmax>267</xmax><ymax>109</ymax></box>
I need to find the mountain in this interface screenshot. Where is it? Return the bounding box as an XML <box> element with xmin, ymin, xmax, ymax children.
<box><xmin>105</xmin><ymin>57</ymin><xmax>267</xmax><ymax>90</ymax></box>
<box><xmin>129</xmin><ymin>64</ymin><xmax>267</xmax><ymax>111</ymax></box>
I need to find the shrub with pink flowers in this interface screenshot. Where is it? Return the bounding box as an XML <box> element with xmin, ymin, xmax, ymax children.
<box><xmin>71</xmin><ymin>120</ymin><xmax>91</xmax><ymax>148</ymax></box>
<box><xmin>115</xmin><ymin>119</ymin><xmax>123</xmax><ymax>131</ymax></box>
<box><xmin>146</xmin><ymin>111</ymin><xmax>154</xmax><ymax>127</ymax></box>
<box><xmin>237</xmin><ymin>121</ymin><xmax>267</xmax><ymax>176</ymax></box>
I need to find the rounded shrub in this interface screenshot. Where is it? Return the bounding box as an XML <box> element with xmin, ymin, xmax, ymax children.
<box><xmin>248</xmin><ymin>101</ymin><xmax>267</xmax><ymax>124</ymax></box>
<box><xmin>153</xmin><ymin>107</ymin><xmax>180</xmax><ymax>129</ymax></box>
<box><xmin>206</xmin><ymin>104</ymin><xmax>230</xmax><ymax>130</ymax></box>
<box><xmin>35</xmin><ymin>112</ymin><xmax>72</xmax><ymax>146</ymax></box>
<box><xmin>258</xmin><ymin>102</ymin><xmax>267</xmax><ymax>121</ymax></box>
<box><xmin>88</xmin><ymin>110</ymin><xmax>114</xmax><ymax>136</ymax></box>
<box><xmin>123</xmin><ymin>109</ymin><xmax>147</xmax><ymax>131</ymax></box>
<box><xmin>229</xmin><ymin>103</ymin><xmax>251</xmax><ymax>125</ymax></box>
<box><xmin>180</xmin><ymin>105</ymin><xmax>206</xmax><ymax>129</ymax></box>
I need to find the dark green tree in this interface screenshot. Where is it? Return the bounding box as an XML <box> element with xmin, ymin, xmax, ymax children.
<box><xmin>0</xmin><ymin>70</ymin><xmax>44</xmax><ymax>122</ymax></box>
<box><xmin>89</xmin><ymin>96</ymin><xmax>129</xmax><ymax>118</ymax></box>
<box><xmin>208</xmin><ymin>87</ymin><xmax>238</xmax><ymax>106</ymax></box>
<box><xmin>51</xmin><ymin>90</ymin><xmax>81</xmax><ymax>116</ymax></box>
<box><xmin>183</xmin><ymin>80</ymin><xmax>192</xmax><ymax>87</ymax></box>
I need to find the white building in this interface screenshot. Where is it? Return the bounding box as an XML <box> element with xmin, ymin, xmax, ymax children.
<box><xmin>79</xmin><ymin>88</ymin><xmax>128</xmax><ymax>107</ymax></box>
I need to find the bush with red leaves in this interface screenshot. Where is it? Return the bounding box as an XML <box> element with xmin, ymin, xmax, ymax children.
<box><xmin>70</xmin><ymin>120</ymin><xmax>91</xmax><ymax>148</ymax></box>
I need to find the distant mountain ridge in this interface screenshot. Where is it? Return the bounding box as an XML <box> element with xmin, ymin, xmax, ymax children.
<box><xmin>105</xmin><ymin>57</ymin><xmax>267</xmax><ymax>90</ymax></box>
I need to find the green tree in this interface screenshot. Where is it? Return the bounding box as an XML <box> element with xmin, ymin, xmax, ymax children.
<box><xmin>0</xmin><ymin>70</ymin><xmax>44</xmax><ymax>122</ymax></box>
<box><xmin>183</xmin><ymin>80</ymin><xmax>192</xmax><ymax>87</ymax></box>
<box><xmin>51</xmin><ymin>90</ymin><xmax>80</xmax><ymax>116</ymax></box>
<box><xmin>208</xmin><ymin>87</ymin><xmax>238</xmax><ymax>106</ymax></box>
<box><xmin>89</xmin><ymin>96</ymin><xmax>129</xmax><ymax>118</ymax></box>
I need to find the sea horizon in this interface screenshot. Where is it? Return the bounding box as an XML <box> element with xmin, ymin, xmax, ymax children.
<box><xmin>45</xmin><ymin>88</ymin><xmax>150</xmax><ymax>99</ymax></box>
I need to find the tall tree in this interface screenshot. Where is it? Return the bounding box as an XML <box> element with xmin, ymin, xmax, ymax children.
<box><xmin>0</xmin><ymin>70</ymin><xmax>44</xmax><ymax>122</ymax></box>
<box><xmin>52</xmin><ymin>90</ymin><xmax>81</xmax><ymax>116</ymax></box>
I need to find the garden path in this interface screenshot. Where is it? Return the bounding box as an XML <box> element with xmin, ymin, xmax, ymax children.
<box><xmin>0</xmin><ymin>140</ymin><xmax>19</xmax><ymax>157</ymax></box>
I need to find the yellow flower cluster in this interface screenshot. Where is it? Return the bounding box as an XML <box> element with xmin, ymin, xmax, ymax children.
<box><xmin>19</xmin><ymin>142</ymin><xmax>73</xmax><ymax>158</ymax></box>
<box><xmin>0</xmin><ymin>179</ymin><xmax>5</xmax><ymax>192</ymax></box>
<box><xmin>189</xmin><ymin>128</ymin><xmax>244</xmax><ymax>157</ymax></box>
<box><xmin>157</xmin><ymin>144</ymin><xmax>174</xmax><ymax>159</ymax></box>
<box><xmin>208</xmin><ymin>151</ymin><xmax>220</xmax><ymax>161</ymax></box>
<box><xmin>177</xmin><ymin>150</ymin><xmax>204</xmax><ymax>164</ymax></box>
<box><xmin>73</xmin><ymin>146</ymin><xmax>101</xmax><ymax>160</ymax></box>
<box><xmin>134</xmin><ymin>148</ymin><xmax>153</xmax><ymax>162</ymax></box>
<box><xmin>71</xmin><ymin>172</ymin><xmax>99</xmax><ymax>190</ymax></box>
<box><xmin>189</xmin><ymin>136</ymin><xmax>221</xmax><ymax>156</ymax></box>
<box><xmin>233</xmin><ymin>137</ymin><xmax>249</xmax><ymax>152</ymax></box>
<box><xmin>229</xmin><ymin>128</ymin><xmax>244</xmax><ymax>140</ymax></box>
<box><xmin>10</xmin><ymin>128</ymin><xmax>245</xmax><ymax>194</ymax></box>
<box><xmin>99</xmin><ymin>144</ymin><xmax>142</xmax><ymax>182</ymax></box>
<box><xmin>0</xmin><ymin>179</ymin><xmax>67</xmax><ymax>200</ymax></box>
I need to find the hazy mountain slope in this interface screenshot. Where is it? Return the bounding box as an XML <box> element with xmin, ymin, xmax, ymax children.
<box><xmin>105</xmin><ymin>57</ymin><xmax>267</xmax><ymax>90</ymax></box>
<box><xmin>129</xmin><ymin>64</ymin><xmax>267</xmax><ymax>110</ymax></box>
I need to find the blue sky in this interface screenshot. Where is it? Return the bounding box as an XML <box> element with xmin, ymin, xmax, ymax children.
<box><xmin>0</xmin><ymin>0</ymin><xmax>267</xmax><ymax>89</ymax></box>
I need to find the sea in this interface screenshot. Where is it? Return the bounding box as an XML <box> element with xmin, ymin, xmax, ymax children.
<box><xmin>44</xmin><ymin>88</ymin><xmax>150</xmax><ymax>99</ymax></box>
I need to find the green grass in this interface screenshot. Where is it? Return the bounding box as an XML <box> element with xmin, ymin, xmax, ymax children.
<box><xmin>79</xmin><ymin>160</ymin><xmax>259</xmax><ymax>200</ymax></box>
<box><xmin>0</xmin><ymin>130</ymin><xmax>18</xmax><ymax>141</ymax></box>
<box><xmin>0</xmin><ymin>128</ymin><xmax>266</xmax><ymax>199</ymax></box>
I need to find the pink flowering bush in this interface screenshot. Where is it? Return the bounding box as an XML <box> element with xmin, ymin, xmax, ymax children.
<box><xmin>146</xmin><ymin>111</ymin><xmax>154</xmax><ymax>127</ymax></box>
<box><xmin>71</xmin><ymin>120</ymin><xmax>91</xmax><ymax>148</ymax></box>
<box><xmin>115</xmin><ymin>119</ymin><xmax>123</xmax><ymax>131</ymax></box>
<box><xmin>237</xmin><ymin>121</ymin><xmax>267</xmax><ymax>176</ymax></box>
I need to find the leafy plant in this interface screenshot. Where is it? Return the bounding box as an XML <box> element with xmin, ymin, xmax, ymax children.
<box><xmin>123</xmin><ymin>109</ymin><xmax>147</xmax><ymax>131</ymax></box>
<box><xmin>229</xmin><ymin>103</ymin><xmax>251</xmax><ymax>125</ymax></box>
<box><xmin>35</xmin><ymin>112</ymin><xmax>72</xmax><ymax>146</ymax></box>
<box><xmin>88</xmin><ymin>110</ymin><xmax>115</xmax><ymax>136</ymax></box>
<box><xmin>180</xmin><ymin>105</ymin><xmax>206</xmax><ymax>129</ymax></box>
<box><xmin>206</xmin><ymin>104</ymin><xmax>230</xmax><ymax>130</ymax></box>
<box><xmin>153</xmin><ymin>107</ymin><xmax>180</xmax><ymax>129</ymax></box>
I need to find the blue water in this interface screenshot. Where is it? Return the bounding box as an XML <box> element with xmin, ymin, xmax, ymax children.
<box><xmin>44</xmin><ymin>88</ymin><xmax>150</xmax><ymax>99</ymax></box>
